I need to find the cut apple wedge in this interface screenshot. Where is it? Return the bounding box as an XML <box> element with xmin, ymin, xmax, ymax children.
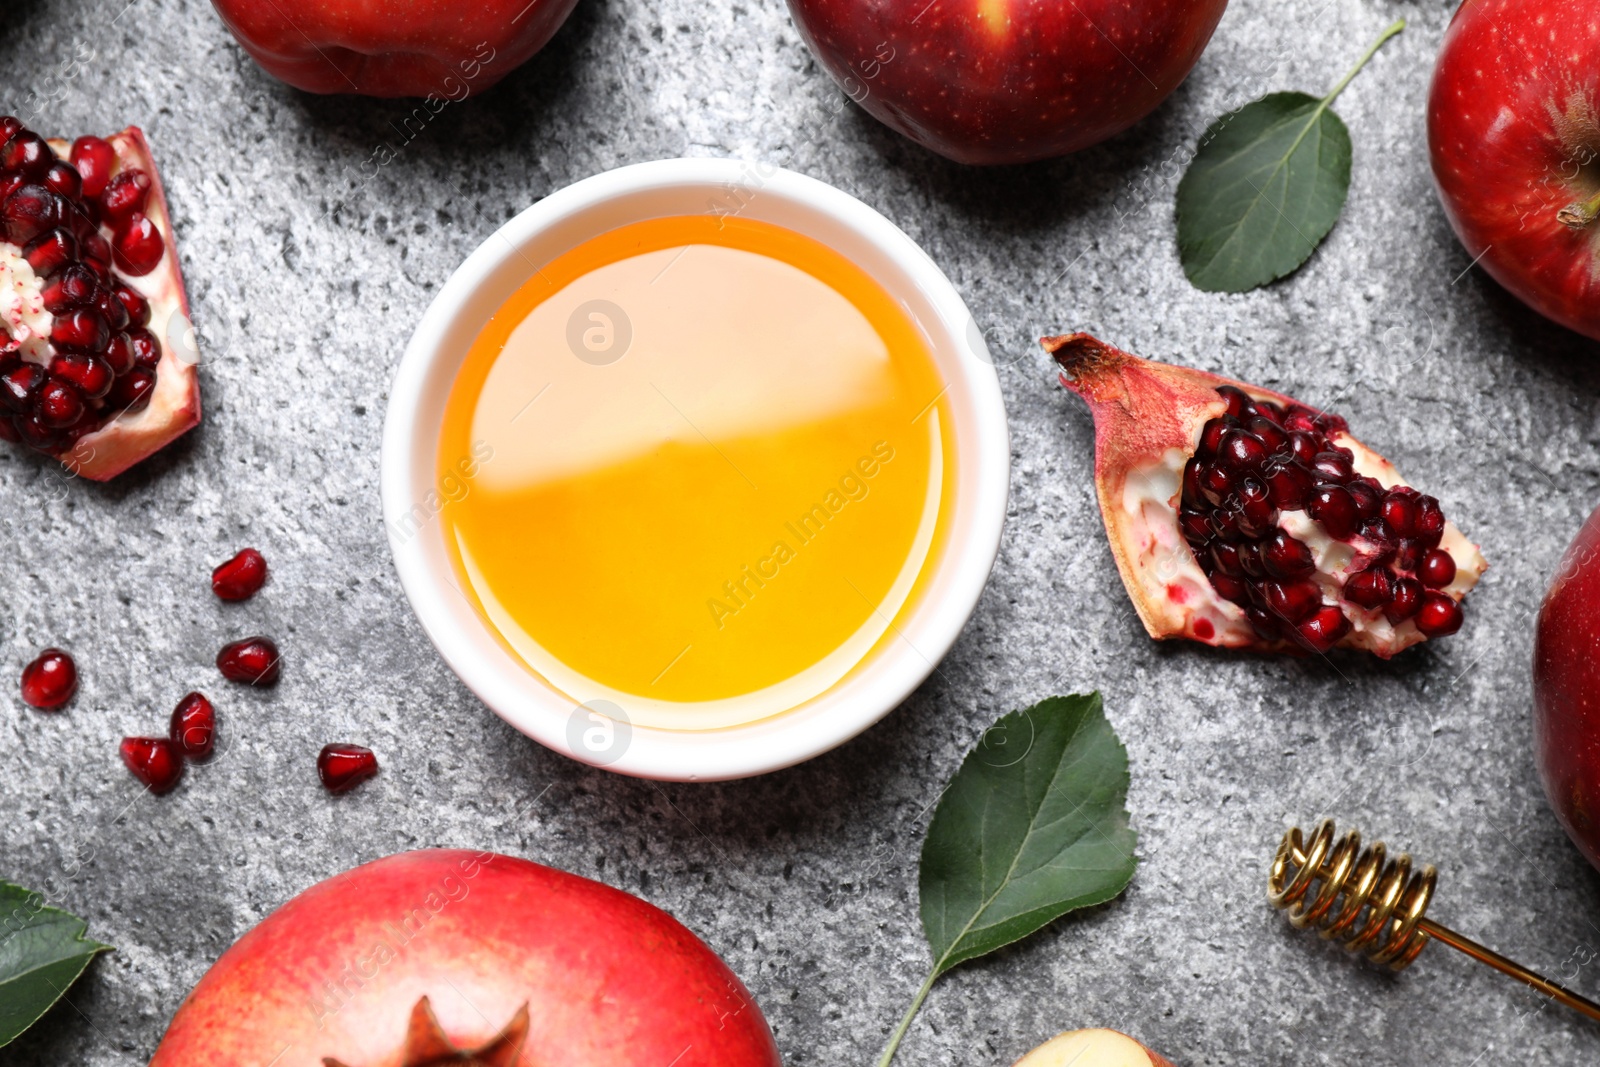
<box><xmin>1013</xmin><ymin>1028</ymin><xmax>1176</xmax><ymax>1067</ymax></box>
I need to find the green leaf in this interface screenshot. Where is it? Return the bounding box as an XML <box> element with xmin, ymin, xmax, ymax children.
<box><xmin>0</xmin><ymin>883</ymin><xmax>112</xmax><ymax>1047</ymax></box>
<box><xmin>1175</xmin><ymin>19</ymin><xmax>1405</xmax><ymax>293</ymax></box>
<box><xmin>877</xmin><ymin>694</ymin><xmax>1138</xmax><ymax>1067</ymax></box>
<box><xmin>1176</xmin><ymin>92</ymin><xmax>1352</xmax><ymax>292</ymax></box>
<box><xmin>918</xmin><ymin>693</ymin><xmax>1137</xmax><ymax>975</ymax></box>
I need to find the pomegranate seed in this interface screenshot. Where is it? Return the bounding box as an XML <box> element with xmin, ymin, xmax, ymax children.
<box><xmin>23</xmin><ymin>227</ymin><xmax>77</xmax><ymax>274</ymax></box>
<box><xmin>1208</xmin><ymin>506</ymin><xmax>1242</xmax><ymax>542</ymax></box>
<box><xmin>113</xmin><ymin>213</ymin><xmax>164</xmax><ymax>276</ymax></box>
<box><xmin>1261</xmin><ymin>531</ymin><xmax>1315</xmax><ymax>579</ymax></box>
<box><xmin>1346</xmin><ymin>480</ymin><xmax>1381</xmax><ymax>520</ymax></box>
<box><xmin>93</xmin><ymin>286</ymin><xmax>130</xmax><ymax>332</ymax></box>
<box><xmin>1381</xmin><ymin>492</ymin><xmax>1422</xmax><ymax>537</ymax></box>
<box><xmin>1264</xmin><ymin>579</ymin><xmax>1322</xmax><ymax>624</ymax></box>
<box><xmin>1385</xmin><ymin>577</ymin><xmax>1424</xmax><ymax>623</ymax></box>
<box><xmin>1344</xmin><ymin>568</ymin><xmax>1392</xmax><ymax>609</ymax></box>
<box><xmin>1310</xmin><ymin>451</ymin><xmax>1354</xmax><ymax>483</ymax></box>
<box><xmin>104</xmin><ymin>333</ymin><xmax>135</xmax><ymax>375</ymax></box>
<box><xmin>1217</xmin><ymin>386</ymin><xmax>1251</xmax><ymax>418</ymax></box>
<box><xmin>1197</xmin><ymin>420</ymin><xmax>1226</xmax><ymax>460</ymax></box>
<box><xmin>1415</xmin><ymin>593</ymin><xmax>1464</xmax><ymax>637</ymax></box>
<box><xmin>1248</xmin><ymin>416</ymin><xmax>1288</xmax><ymax>455</ymax></box>
<box><xmin>52</xmin><ymin>308</ymin><xmax>110</xmax><ymax>352</ymax></box>
<box><xmin>35</xmin><ymin>379</ymin><xmax>84</xmax><ymax>429</ymax></box>
<box><xmin>217</xmin><ymin>637</ymin><xmax>281</xmax><ymax>686</ymax></box>
<box><xmin>1237</xmin><ymin>541</ymin><xmax>1266</xmax><ymax>579</ymax></box>
<box><xmin>1307</xmin><ymin>485</ymin><xmax>1358</xmax><ymax>538</ymax></box>
<box><xmin>212</xmin><ymin>548</ymin><xmax>268</xmax><ymax>601</ymax></box>
<box><xmin>1283</xmin><ymin>431</ymin><xmax>1317</xmax><ymax>463</ymax></box>
<box><xmin>1</xmin><ymin>132</ymin><xmax>54</xmax><ymax>178</ymax></box>
<box><xmin>120</xmin><ymin>737</ymin><xmax>184</xmax><ymax>794</ymax></box>
<box><xmin>41</xmin><ymin>264</ymin><xmax>98</xmax><ymax>312</ymax></box>
<box><xmin>2</xmin><ymin>184</ymin><xmax>64</xmax><ymax>243</ymax></box>
<box><xmin>0</xmin><ymin>363</ymin><xmax>46</xmax><ymax>412</ymax></box>
<box><xmin>15</xmin><ymin>415</ymin><xmax>61</xmax><ymax>452</ymax></box>
<box><xmin>1237</xmin><ymin>478</ymin><xmax>1275</xmax><ymax>535</ymax></box>
<box><xmin>100</xmin><ymin>168</ymin><xmax>150</xmax><ymax>223</ymax></box>
<box><xmin>1179</xmin><ymin>508</ymin><xmax>1210</xmax><ymax>542</ymax></box>
<box><xmin>1264</xmin><ymin>461</ymin><xmax>1314</xmax><ymax>509</ymax></box>
<box><xmin>1419</xmin><ymin>548</ymin><xmax>1457</xmax><ymax>588</ymax></box>
<box><xmin>21</xmin><ymin>649</ymin><xmax>77</xmax><ymax>709</ymax></box>
<box><xmin>49</xmin><ymin>354</ymin><xmax>113</xmax><ymax>401</ymax></box>
<box><xmin>43</xmin><ymin>162</ymin><xmax>82</xmax><ymax>200</ymax></box>
<box><xmin>1297</xmin><ymin>605</ymin><xmax>1351</xmax><ymax>652</ymax></box>
<box><xmin>107</xmin><ymin>370</ymin><xmax>156</xmax><ymax>413</ymax></box>
<box><xmin>127</xmin><ymin>327</ymin><xmax>161</xmax><ymax>370</ymax></box>
<box><xmin>1210</xmin><ymin>572</ymin><xmax>1249</xmax><ymax>605</ymax></box>
<box><xmin>1219</xmin><ymin>429</ymin><xmax>1269</xmax><ymax>471</ymax></box>
<box><xmin>69</xmin><ymin>136</ymin><xmax>115</xmax><ymax>199</ymax></box>
<box><xmin>1246</xmin><ymin>606</ymin><xmax>1280</xmax><ymax>639</ymax></box>
<box><xmin>1199</xmin><ymin>464</ymin><xmax>1231</xmax><ymax>507</ymax></box>
<box><xmin>318</xmin><ymin>744</ymin><xmax>379</xmax><ymax>794</ymax></box>
<box><xmin>1253</xmin><ymin>400</ymin><xmax>1284</xmax><ymax>424</ymax></box>
<box><xmin>113</xmin><ymin>283</ymin><xmax>150</xmax><ymax>327</ymax></box>
<box><xmin>0</xmin><ymin>174</ymin><xmax>25</xmax><ymax>201</ymax></box>
<box><xmin>1211</xmin><ymin>541</ymin><xmax>1244</xmax><ymax>576</ymax></box>
<box><xmin>1416</xmin><ymin>496</ymin><xmax>1446</xmax><ymax>547</ymax></box>
<box><xmin>169</xmin><ymin>692</ymin><xmax>216</xmax><ymax>760</ymax></box>
<box><xmin>0</xmin><ymin>116</ymin><xmax>22</xmax><ymax>143</ymax></box>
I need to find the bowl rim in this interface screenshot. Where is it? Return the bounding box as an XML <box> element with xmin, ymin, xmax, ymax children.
<box><xmin>381</xmin><ymin>157</ymin><xmax>1010</xmax><ymax>781</ymax></box>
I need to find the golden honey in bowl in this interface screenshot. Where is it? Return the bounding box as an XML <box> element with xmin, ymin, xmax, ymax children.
<box><xmin>438</xmin><ymin>214</ymin><xmax>952</xmax><ymax>729</ymax></box>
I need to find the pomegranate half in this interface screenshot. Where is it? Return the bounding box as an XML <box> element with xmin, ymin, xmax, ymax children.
<box><xmin>0</xmin><ymin>120</ymin><xmax>199</xmax><ymax>479</ymax></box>
<box><xmin>1046</xmin><ymin>333</ymin><xmax>1486</xmax><ymax>657</ymax></box>
<box><xmin>149</xmin><ymin>850</ymin><xmax>782</xmax><ymax>1067</ymax></box>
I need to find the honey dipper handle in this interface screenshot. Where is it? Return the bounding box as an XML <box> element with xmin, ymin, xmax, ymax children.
<box><xmin>1419</xmin><ymin>917</ymin><xmax>1600</xmax><ymax>1023</ymax></box>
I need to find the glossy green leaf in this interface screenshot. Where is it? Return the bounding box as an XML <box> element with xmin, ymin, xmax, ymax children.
<box><xmin>0</xmin><ymin>883</ymin><xmax>112</xmax><ymax>1047</ymax></box>
<box><xmin>1176</xmin><ymin>92</ymin><xmax>1352</xmax><ymax>292</ymax></box>
<box><xmin>918</xmin><ymin>693</ymin><xmax>1137</xmax><ymax>975</ymax></box>
<box><xmin>1175</xmin><ymin>19</ymin><xmax>1405</xmax><ymax>293</ymax></box>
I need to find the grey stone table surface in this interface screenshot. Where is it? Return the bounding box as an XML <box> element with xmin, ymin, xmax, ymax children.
<box><xmin>4</xmin><ymin>0</ymin><xmax>1600</xmax><ymax>1063</ymax></box>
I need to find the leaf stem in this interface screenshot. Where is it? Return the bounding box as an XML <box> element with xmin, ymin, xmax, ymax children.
<box><xmin>1558</xmin><ymin>188</ymin><xmax>1600</xmax><ymax>229</ymax></box>
<box><xmin>1322</xmin><ymin>18</ymin><xmax>1406</xmax><ymax>106</ymax></box>
<box><xmin>875</xmin><ymin>969</ymin><xmax>939</xmax><ymax>1067</ymax></box>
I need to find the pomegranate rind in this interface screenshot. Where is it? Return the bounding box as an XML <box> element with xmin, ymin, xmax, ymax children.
<box><xmin>1044</xmin><ymin>332</ymin><xmax>1486</xmax><ymax>658</ymax></box>
<box><xmin>46</xmin><ymin>127</ymin><xmax>200</xmax><ymax>481</ymax></box>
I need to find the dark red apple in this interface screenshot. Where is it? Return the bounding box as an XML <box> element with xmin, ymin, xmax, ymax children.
<box><xmin>209</xmin><ymin>0</ymin><xmax>580</xmax><ymax>97</ymax></box>
<box><xmin>1533</xmin><ymin>505</ymin><xmax>1600</xmax><ymax>871</ymax></box>
<box><xmin>149</xmin><ymin>850</ymin><xmax>781</xmax><ymax>1066</ymax></box>
<box><xmin>1428</xmin><ymin>0</ymin><xmax>1600</xmax><ymax>341</ymax></box>
<box><xmin>786</xmin><ymin>0</ymin><xmax>1230</xmax><ymax>165</ymax></box>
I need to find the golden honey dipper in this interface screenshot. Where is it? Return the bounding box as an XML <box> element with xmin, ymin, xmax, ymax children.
<box><xmin>1268</xmin><ymin>819</ymin><xmax>1600</xmax><ymax>1022</ymax></box>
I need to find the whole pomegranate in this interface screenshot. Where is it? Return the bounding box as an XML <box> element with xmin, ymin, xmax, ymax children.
<box><xmin>1533</xmin><ymin>505</ymin><xmax>1600</xmax><ymax>871</ymax></box>
<box><xmin>1046</xmin><ymin>333</ymin><xmax>1486</xmax><ymax>657</ymax></box>
<box><xmin>1428</xmin><ymin>0</ymin><xmax>1600</xmax><ymax>340</ymax></box>
<box><xmin>149</xmin><ymin>850</ymin><xmax>782</xmax><ymax>1067</ymax></box>
<box><xmin>0</xmin><ymin>120</ymin><xmax>200</xmax><ymax>478</ymax></box>
<box><xmin>209</xmin><ymin>0</ymin><xmax>581</xmax><ymax>97</ymax></box>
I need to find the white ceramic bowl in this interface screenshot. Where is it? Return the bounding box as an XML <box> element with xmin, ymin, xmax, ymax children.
<box><xmin>382</xmin><ymin>158</ymin><xmax>1009</xmax><ymax>781</ymax></box>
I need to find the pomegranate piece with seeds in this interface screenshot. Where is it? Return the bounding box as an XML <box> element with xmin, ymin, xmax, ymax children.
<box><xmin>318</xmin><ymin>744</ymin><xmax>378</xmax><ymax>794</ymax></box>
<box><xmin>218</xmin><ymin>636</ymin><xmax>281</xmax><ymax>686</ymax></box>
<box><xmin>121</xmin><ymin>736</ymin><xmax>184</xmax><ymax>794</ymax></box>
<box><xmin>1045</xmin><ymin>333</ymin><xmax>1487</xmax><ymax>657</ymax></box>
<box><xmin>212</xmin><ymin>548</ymin><xmax>268</xmax><ymax>601</ymax></box>
<box><xmin>170</xmin><ymin>691</ymin><xmax>217</xmax><ymax>760</ymax></box>
<box><xmin>20</xmin><ymin>648</ymin><xmax>77</xmax><ymax>709</ymax></box>
<box><xmin>0</xmin><ymin>119</ymin><xmax>200</xmax><ymax>480</ymax></box>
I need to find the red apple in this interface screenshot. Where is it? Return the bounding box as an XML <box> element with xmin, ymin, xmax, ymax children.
<box><xmin>786</xmin><ymin>0</ymin><xmax>1230</xmax><ymax>165</ymax></box>
<box><xmin>209</xmin><ymin>0</ymin><xmax>579</xmax><ymax>97</ymax></box>
<box><xmin>149</xmin><ymin>850</ymin><xmax>781</xmax><ymax>1066</ymax></box>
<box><xmin>1534</xmin><ymin>505</ymin><xmax>1600</xmax><ymax>872</ymax></box>
<box><xmin>1428</xmin><ymin>0</ymin><xmax>1600</xmax><ymax>341</ymax></box>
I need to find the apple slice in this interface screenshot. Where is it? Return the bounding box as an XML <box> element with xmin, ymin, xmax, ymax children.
<box><xmin>1013</xmin><ymin>1029</ymin><xmax>1177</xmax><ymax>1067</ymax></box>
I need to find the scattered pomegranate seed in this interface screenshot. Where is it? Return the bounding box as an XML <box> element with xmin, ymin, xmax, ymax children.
<box><xmin>212</xmin><ymin>548</ymin><xmax>268</xmax><ymax>601</ymax></box>
<box><xmin>217</xmin><ymin>637</ymin><xmax>281</xmax><ymax>686</ymax></box>
<box><xmin>169</xmin><ymin>692</ymin><xmax>216</xmax><ymax>760</ymax></box>
<box><xmin>99</xmin><ymin>168</ymin><xmax>150</xmax><ymax>223</ymax></box>
<box><xmin>21</xmin><ymin>649</ymin><xmax>78</xmax><ymax>709</ymax></box>
<box><xmin>318</xmin><ymin>744</ymin><xmax>378</xmax><ymax>794</ymax></box>
<box><xmin>121</xmin><ymin>736</ymin><xmax>184</xmax><ymax>794</ymax></box>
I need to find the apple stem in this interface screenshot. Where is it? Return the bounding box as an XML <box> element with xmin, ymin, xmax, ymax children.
<box><xmin>1558</xmin><ymin>188</ymin><xmax>1600</xmax><ymax>229</ymax></box>
<box><xmin>1321</xmin><ymin>18</ymin><xmax>1407</xmax><ymax>107</ymax></box>
<box><xmin>875</xmin><ymin>969</ymin><xmax>939</xmax><ymax>1067</ymax></box>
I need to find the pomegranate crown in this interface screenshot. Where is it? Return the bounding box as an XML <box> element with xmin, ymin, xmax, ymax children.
<box><xmin>323</xmin><ymin>996</ymin><xmax>529</xmax><ymax>1067</ymax></box>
